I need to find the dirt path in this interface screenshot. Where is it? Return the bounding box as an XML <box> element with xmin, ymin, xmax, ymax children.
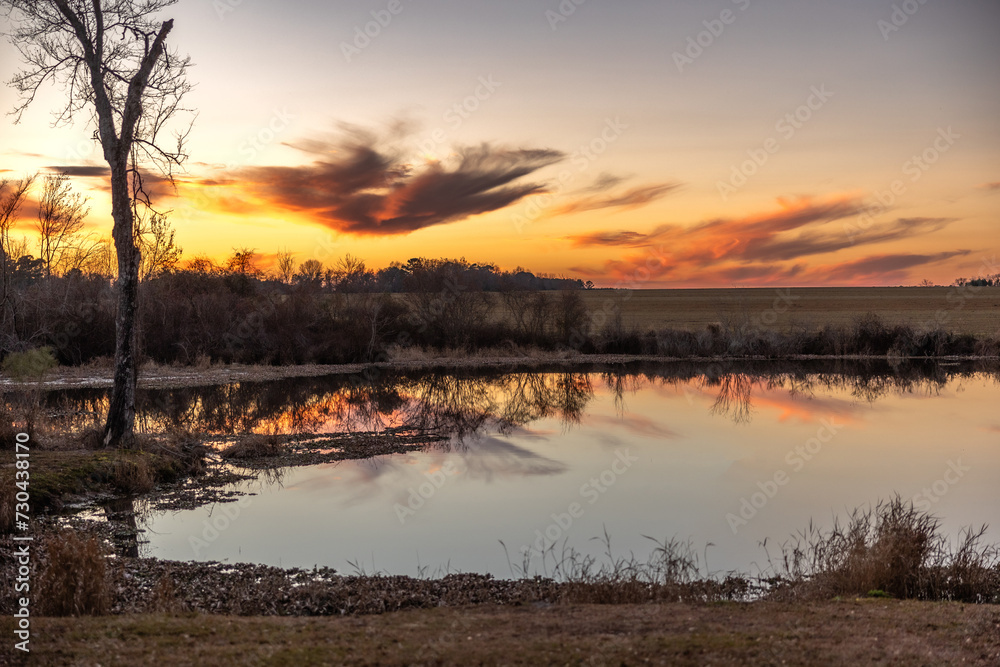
<box><xmin>6</xmin><ymin>600</ymin><xmax>1000</xmax><ymax>666</ymax></box>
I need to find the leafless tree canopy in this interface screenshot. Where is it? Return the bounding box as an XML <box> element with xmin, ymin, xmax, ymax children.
<box><xmin>275</xmin><ymin>249</ymin><xmax>295</xmax><ymax>285</ymax></box>
<box><xmin>35</xmin><ymin>173</ymin><xmax>91</xmax><ymax>277</ymax></box>
<box><xmin>136</xmin><ymin>210</ymin><xmax>181</xmax><ymax>280</ymax></box>
<box><xmin>3</xmin><ymin>0</ymin><xmax>193</xmax><ymax>176</ymax></box>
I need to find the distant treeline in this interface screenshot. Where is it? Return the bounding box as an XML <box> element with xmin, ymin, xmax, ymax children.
<box><xmin>2</xmin><ymin>265</ymin><xmax>999</xmax><ymax>368</ymax></box>
<box><xmin>0</xmin><ymin>251</ymin><xmax>604</xmax><ymax>366</ymax></box>
<box><xmin>953</xmin><ymin>274</ymin><xmax>1000</xmax><ymax>287</ymax></box>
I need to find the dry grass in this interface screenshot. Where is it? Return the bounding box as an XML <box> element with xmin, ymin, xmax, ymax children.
<box><xmin>384</xmin><ymin>344</ymin><xmax>576</xmax><ymax>364</ymax></box>
<box><xmin>108</xmin><ymin>452</ymin><xmax>156</xmax><ymax>495</ymax></box>
<box><xmin>36</xmin><ymin>529</ymin><xmax>110</xmax><ymax>616</ymax></box>
<box><xmin>0</xmin><ymin>482</ymin><xmax>12</xmax><ymax>533</ymax></box>
<box><xmin>220</xmin><ymin>432</ymin><xmax>283</xmax><ymax>460</ymax></box>
<box><xmin>770</xmin><ymin>495</ymin><xmax>1000</xmax><ymax>602</ymax></box>
<box><xmin>578</xmin><ymin>286</ymin><xmax>1000</xmax><ymax>337</ymax></box>
<box><xmin>7</xmin><ymin>601</ymin><xmax>999</xmax><ymax>666</ymax></box>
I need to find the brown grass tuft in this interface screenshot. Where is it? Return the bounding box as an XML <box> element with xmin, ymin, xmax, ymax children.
<box><xmin>771</xmin><ymin>495</ymin><xmax>1000</xmax><ymax>602</ymax></box>
<box><xmin>221</xmin><ymin>433</ymin><xmax>283</xmax><ymax>460</ymax></box>
<box><xmin>37</xmin><ymin>529</ymin><xmax>110</xmax><ymax>616</ymax></box>
<box><xmin>0</xmin><ymin>482</ymin><xmax>13</xmax><ymax>534</ymax></box>
<box><xmin>109</xmin><ymin>453</ymin><xmax>156</xmax><ymax>494</ymax></box>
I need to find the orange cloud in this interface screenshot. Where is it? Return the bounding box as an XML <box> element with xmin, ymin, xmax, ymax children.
<box><xmin>571</xmin><ymin>194</ymin><xmax>963</xmax><ymax>286</ymax></box>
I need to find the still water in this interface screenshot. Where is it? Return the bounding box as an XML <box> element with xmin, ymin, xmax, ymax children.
<box><xmin>95</xmin><ymin>363</ymin><xmax>1000</xmax><ymax>577</ymax></box>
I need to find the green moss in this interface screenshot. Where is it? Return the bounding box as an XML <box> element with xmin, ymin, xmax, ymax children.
<box><xmin>27</xmin><ymin>451</ymin><xmax>110</xmax><ymax>509</ymax></box>
<box><xmin>5</xmin><ymin>448</ymin><xmax>196</xmax><ymax>518</ymax></box>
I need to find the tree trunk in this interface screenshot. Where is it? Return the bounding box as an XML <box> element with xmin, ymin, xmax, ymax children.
<box><xmin>102</xmin><ymin>160</ymin><xmax>141</xmax><ymax>448</ymax></box>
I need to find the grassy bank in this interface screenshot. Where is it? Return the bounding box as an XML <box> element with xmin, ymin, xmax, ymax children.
<box><xmin>0</xmin><ymin>432</ymin><xmax>206</xmax><ymax>532</ymax></box>
<box><xmin>3</xmin><ymin>600</ymin><xmax>998</xmax><ymax>666</ymax></box>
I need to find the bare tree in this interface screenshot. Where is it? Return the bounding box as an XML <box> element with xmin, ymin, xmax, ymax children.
<box><xmin>35</xmin><ymin>173</ymin><xmax>90</xmax><ymax>277</ymax></box>
<box><xmin>226</xmin><ymin>247</ymin><xmax>260</xmax><ymax>277</ymax></box>
<box><xmin>1</xmin><ymin>174</ymin><xmax>35</xmax><ymax>299</ymax></box>
<box><xmin>275</xmin><ymin>248</ymin><xmax>295</xmax><ymax>284</ymax></box>
<box><xmin>295</xmin><ymin>258</ymin><xmax>325</xmax><ymax>285</ymax></box>
<box><xmin>2</xmin><ymin>0</ymin><xmax>193</xmax><ymax>446</ymax></box>
<box><xmin>78</xmin><ymin>237</ymin><xmax>115</xmax><ymax>278</ymax></box>
<box><xmin>137</xmin><ymin>210</ymin><xmax>181</xmax><ymax>280</ymax></box>
<box><xmin>60</xmin><ymin>233</ymin><xmax>108</xmax><ymax>275</ymax></box>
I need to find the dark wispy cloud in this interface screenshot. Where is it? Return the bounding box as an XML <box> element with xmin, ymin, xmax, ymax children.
<box><xmin>551</xmin><ymin>182</ymin><xmax>681</xmax><ymax>216</ymax></box>
<box><xmin>981</xmin><ymin>182</ymin><xmax>1000</xmax><ymax>191</ymax></box>
<box><xmin>231</xmin><ymin>130</ymin><xmax>563</xmax><ymax>236</ymax></box>
<box><xmin>739</xmin><ymin>216</ymin><xmax>955</xmax><ymax>263</ymax></box>
<box><xmin>45</xmin><ymin>165</ymin><xmax>110</xmax><ymax>178</ymax></box>
<box><xmin>43</xmin><ymin>164</ymin><xmax>180</xmax><ymax>200</ymax></box>
<box><xmin>819</xmin><ymin>251</ymin><xmax>971</xmax><ymax>283</ymax></box>
<box><xmin>817</xmin><ymin>250</ymin><xmax>972</xmax><ymax>283</ymax></box>
<box><xmin>582</xmin><ymin>172</ymin><xmax>629</xmax><ymax>193</ymax></box>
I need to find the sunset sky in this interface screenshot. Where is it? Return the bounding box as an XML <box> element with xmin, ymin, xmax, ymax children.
<box><xmin>1</xmin><ymin>0</ymin><xmax>998</xmax><ymax>287</ymax></box>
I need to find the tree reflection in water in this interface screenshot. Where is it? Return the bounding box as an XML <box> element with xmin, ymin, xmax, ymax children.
<box><xmin>102</xmin><ymin>496</ymin><xmax>144</xmax><ymax>558</ymax></box>
<box><xmin>27</xmin><ymin>360</ymin><xmax>999</xmax><ymax>442</ymax></box>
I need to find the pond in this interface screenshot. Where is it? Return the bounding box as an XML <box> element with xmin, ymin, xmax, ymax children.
<box><xmin>40</xmin><ymin>361</ymin><xmax>1000</xmax><ymax>578</ymax></box>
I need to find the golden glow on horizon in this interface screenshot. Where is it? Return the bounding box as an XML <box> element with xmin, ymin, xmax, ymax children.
<box><xmin>1</xmin><ymin>2</ymin><xmax>997</xmax><ymax>287</ymax></box>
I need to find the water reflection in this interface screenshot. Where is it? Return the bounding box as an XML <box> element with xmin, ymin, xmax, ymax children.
<box><xmin>102</xmin><ymin>496</ymin><xmax>144</xmax><ymax>558</ymax></box>
<box><xmin>126</xmin><ymin>361</ymin><xmax>999</xmax><ymax>577</ymax></box>
<box><xmin>15</xmin><ymin>361</ymin><xmax>1000</xmax><ymax>566</ymax></box>
<box><xmin>23</xmin><ymin>360</ymin><xmax>997</xmax><ymax>444</ymax></box>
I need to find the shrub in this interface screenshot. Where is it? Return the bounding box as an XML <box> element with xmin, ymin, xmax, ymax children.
<box><xmin>1</xmin><ymin>347</ymin><xmax>58</xmax><ymax>381</ymax></box>
<box><xmin>850</xmin><ymin>313</ymin><xmax>894</xmax><ymax>355</ymax></box>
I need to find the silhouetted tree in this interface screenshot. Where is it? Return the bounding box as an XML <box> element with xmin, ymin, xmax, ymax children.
<box><xmin>0</xmin><ymin>174</ymin><xmax>35</xmax><ymax>328</ymax></box>
<box><xmin>275</xmin><ymin>248</ymin><xmax>295</xmax><ymax>285</ymax></box>
<box><xmin>3</xmin><ymin>0</ymin><xmax>194</xmax><ymax>446</ymax></box>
